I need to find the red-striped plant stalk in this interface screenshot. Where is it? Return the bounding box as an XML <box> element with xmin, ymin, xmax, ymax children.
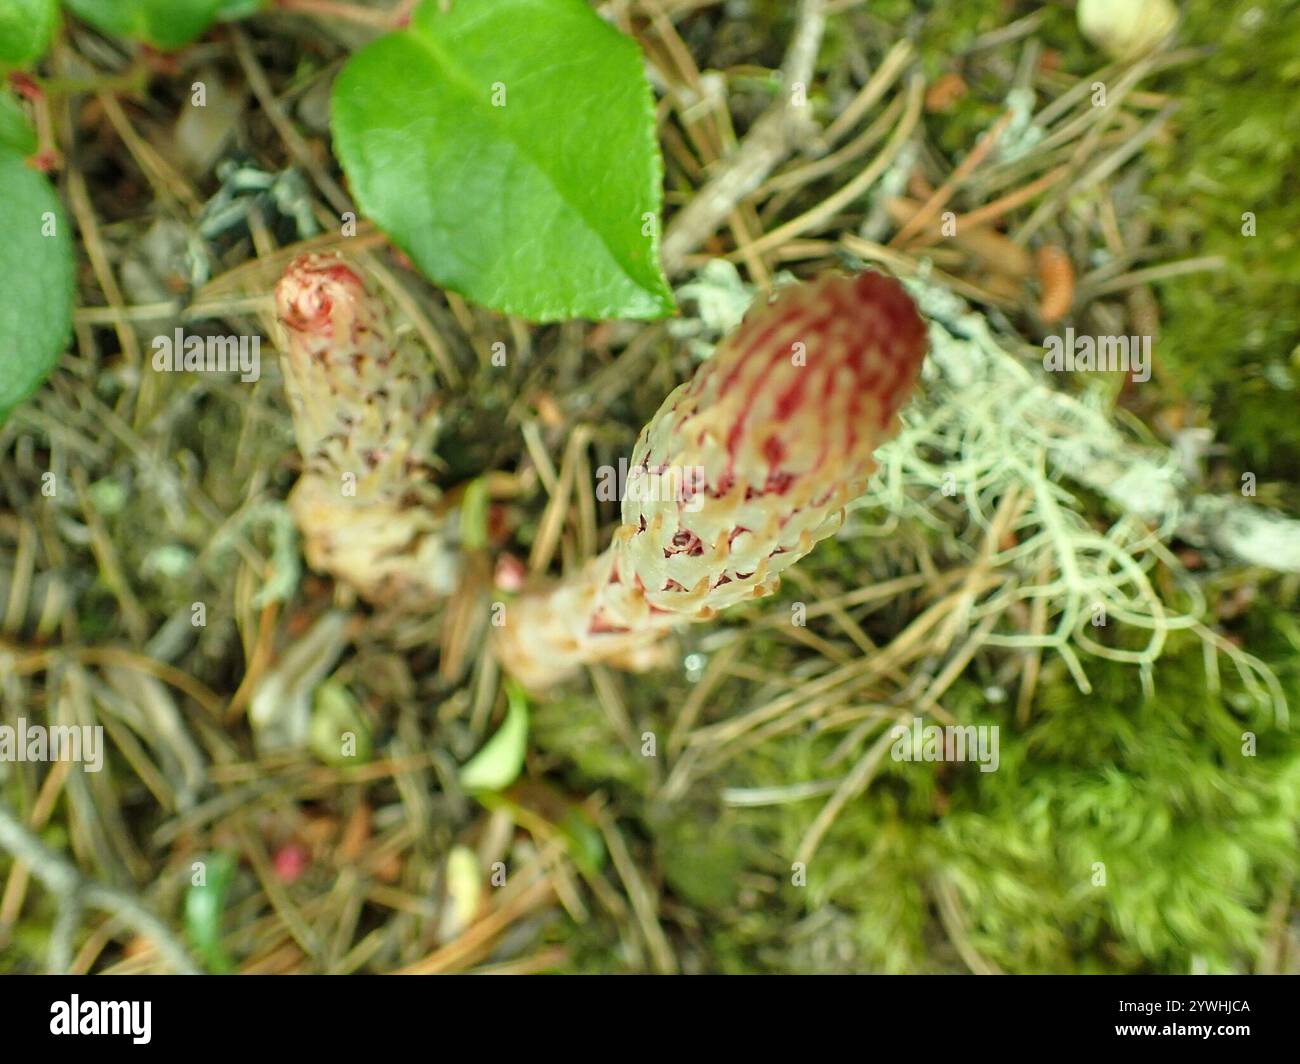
<box><xmin>495</xmin><ymin>270</ymin><xmax>928</xmax><ymax>689</ymax></box>
<box><xmin>275</xmin><ymin>253</ymin><xmax>458</xmax><ymax>607</ymax></box>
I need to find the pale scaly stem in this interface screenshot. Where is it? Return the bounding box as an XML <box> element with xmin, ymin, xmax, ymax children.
<box><xmin>274</xmin><ymin>253</ymin><xmax>459</xmax><ymax>607</ymax></box>
<box><xmin>496</xmin><ymin>271</ymin><xmax>929</xmax><ymax>690</ymax></box>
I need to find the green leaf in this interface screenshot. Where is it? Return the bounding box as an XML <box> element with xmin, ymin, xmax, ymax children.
<box><xmin>0</xmin><ymin>0</ymin><xmax>58</xmax><ymax>65</ymax></box>
<box><xmin>0</xmin><ymin>149</ymin><xmax>74</xmax><ymax>424</ymax></box>
<box><xmin>459</xmin><ymin>476</ymin><xmax>490</xmax><ymax>551</ymax></box>
<box><xmin>308</xmin><ymin>679</ymin><xmax>373</xmax><ymax>766</ymax></box>
<box><xmin>63</xmin><ymin>0</ymin><xmax>135</xmax><ymax>39</ymax></box>
<box><xmin>184</xmin><ymin>852</ymin><xmax>237</xmax><ymax>974</ymax></box>
<box><xmin>137</xmin><ymin>0</ymin><xmax>223</xmax><ymax>48</ymax></box>
<box><xmin>0</xmin><ymin>90</ymin><xmax>36</xmax><ymax>155</ymax></box>
<box><xmin>460</xmin><ymin>681</ymin><xmax>530</xmax><ymax>792</ymax></box>
<box><xmin>331</xmin><ymin>0</ymin><xmax>674</xmax><ymax>323</ymax></box>
<box><xmin>216</xmin><ymin>0</ymin><xmax>265</xmax><ymax>18</ymax></box>
<box><xmin>63</xmin><ymin>0</ymin><xmax>224</xmax><ymax>50</ymax></box>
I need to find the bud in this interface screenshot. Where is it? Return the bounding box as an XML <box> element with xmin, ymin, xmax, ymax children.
<box><xmin>275</xmin><ymin>254</ymin><xmax>457</xmax><ymax>605</ymax></box>
<box><xmin>496</xmin><ymin>271</ymin><xmax>928</xmax><ymax>689</ymax></box>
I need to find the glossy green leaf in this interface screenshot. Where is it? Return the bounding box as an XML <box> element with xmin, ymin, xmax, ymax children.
<box><xmin>0</xmin><ymin>0</ymin><xmax>58</xmax><ymax>65</ymax></box>
<box><xmin>331</xmin><ymin>0</ymin><xmax>674</xmax><ymax>322</ymax></box>
<box><xmin>460</xmin><ymin>681</ymin><xmax>529</xmax><ymax>792</ymax></box>
<box><xmin>0</xmin><ymin>149</ymin><xmax>74</xmax><ymax>424</ymax></box>
<box><xmin>63</xmin><ymin>0</ymin><xmax>224</xmax><ymax>50</ymax></box>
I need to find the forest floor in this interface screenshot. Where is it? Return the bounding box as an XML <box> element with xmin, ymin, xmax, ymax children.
<box><xmin>1</xmin><ymin>0</ymin><xmax>1297</xmax><ymax>974</ymax></box>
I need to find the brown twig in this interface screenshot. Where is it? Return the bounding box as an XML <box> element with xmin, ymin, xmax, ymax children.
<box><xmin>889</xmin><ymin>109</ymin><xmax>1015</xmax><ymax>247</ymax></box>
<box><xmin>660</xmin><ymin>0</ymin><xmax>829</xmax><ymax>274</ymax></box>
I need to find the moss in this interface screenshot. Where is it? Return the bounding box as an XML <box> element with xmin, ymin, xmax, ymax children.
<box><xmin>692</xmin><ymin>623</ymin><xmax>1300</xmax><ymax>973</ymax></box>
<box><xmin>530</xmin><ymin>692</ymin><xmax>653</xmax><ymax>796</ymax></box>
<box><xmin>944</xmin><ymin>654</ymin><xmax>1299</xmax><ymax>972</ymax></box>
<box><xmin>1145</xmin><ymin>0</ymin><xmax>1300</xmax><ymax>480</ymax></box>
<box><xmin>655</xmin><ymin>811</ymin><xmax>748</xmax><ymax>910</ymax></box>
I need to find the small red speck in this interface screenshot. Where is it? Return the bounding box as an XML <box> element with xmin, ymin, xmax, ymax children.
<box><xmin>495</xmin><ymin>553</ymin><xmax>526</xmax><ymax>592</ymax></box>
<box><xmin>273</xmin><ymin>843</ymin><xmax>309</xmax><ymax>884</ymax></box>
<box><xmin>26</xmin><ymin>148</ymin><xmax>60</xmax><ymax>174</ymax></box>
<box><xmin>589</xmin><ymin>612</ymin><xmax>630</xmax><ymax>635</ymax></box>
<box><xmin>140</xmin><ymin>46</ymin><xmax>181</xmax><ymax>77</ymax></box>
<box><xmin>8</xmin><ymin>72</ymin><xmax>42</xmax><ymax>101</ymax></box>
<box><xmin>763</xmin><ymin>471</ymin><xmax>794</xmax><ymax>495</ymax></box>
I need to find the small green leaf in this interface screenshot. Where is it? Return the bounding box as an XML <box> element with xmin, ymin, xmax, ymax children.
<box><xmin>0</xmin><ymin>90</ymin><xmax>36</xmax><ymax>155</ymax></box>
<box><xmin>441</xmin><ymin>845</ymin><xmax>482</xmax><ymax>935</ymax></box>
<box><xmin>184</xmin><ymin>852</ymin><xmax>237</xmax><ymax>974</ymax></box>
<box><xmin>460</xmin><ymin>681</ymin><xmax>530</xmax><ymax>792</ymax></box>
<box><xmin>331</xmin><ymin>0</ymin><xmax>675</xmax><ymax>322</ymax></box>
<box><xmin>459</xmin><ymin>476</ymin><xmax>490</xmax><ymax>551</ymax></box>
<box><xmin>0</xmin><ymin>149</ymin><xmax>74</xmax><ymax>424</ymax></box>
<box><xmin>309</xmin><ymin>679</ymin><xmax>373</xmax><ymax>766</ymax></box>
<box><xmin>0</xmin><ymin>0</ymin><xmax>58</xmax><ymax>66</ymax></box>
<box><xmin>63</xmin><ymin>0</ymin><xmax>224</xmax><ymax>50</ymax></box>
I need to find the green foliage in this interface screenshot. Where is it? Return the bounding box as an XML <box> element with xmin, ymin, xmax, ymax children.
<box><xmin>742</xmin><ymin>633</ymin><xmax>1300</xmax><ymax>974</ymax></box>
<box><xmin>1146</xmin><ymin>0</ymin><xmax>1300</xmax><ymax>479</ymax></box>
<box><xmin>0</xmin><ymin>0</ymin><xmax>58</xmax><ymax>65</ymax></box>
<box><xmin>184</xmin><ymin>852</ymin><xmax>237</xmax><ymax>973</ymax></box>
<box><xmin>460</xmin><ymin>680</ymin><xmax>530</xmax><ymax>791</ymax></box>
<box><xmin>63</xmin><ymin>0</ymin><xmax>225</xmax><ymax>50</ymax></box>
<box><xmin>331</xmin><ymin>0</ymin><xmax>674</xmax><ymax>323</ymax></box>
<box><xmin>936</xmin><ymin>646</ymin><xmax>1300</xmax><ymax>973</ymax></box>
<box><xmin>531</xmin><ymin>691</ymin><xmax>652</xmax><ymax>795</ymax></box>
<box><xmin>538</xmin><ymin>555</ymin><xmax>1298</xmax><ymax>973</ymax></box>
<box><xmin>655</xmin><ymin>812</ymin><xmax>746</xmax><ymax>909</ymax></box>
<box><xmin>0</xmin><ymin>146</ymin><xmax>74</xmax><ymax>424</ymax></box>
